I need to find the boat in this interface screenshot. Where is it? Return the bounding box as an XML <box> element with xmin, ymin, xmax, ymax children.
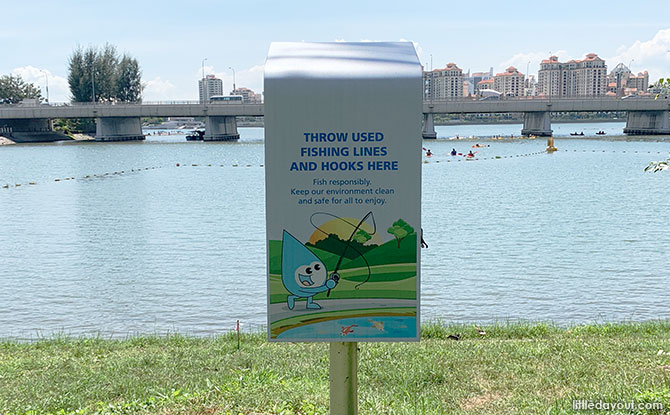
<box><xmin>570</xmin><ymin>132</ymin><xmax>585</xmax><ymax>136</ymax></box>
<box><xmin>596</xmin><ymin>131</ymin><xmax>606</xmax><ymax>135</ymax></box>
<box><xmin>186</xmin><ymin>130</ymin><xmax>204</xmax><ymax>141</ymax></box>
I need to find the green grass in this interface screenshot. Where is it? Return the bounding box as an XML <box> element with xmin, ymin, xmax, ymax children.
<box><xmin>1</xmin><ymin>322</ymin><xmax>669</xmax><ymax>414</ymax></box>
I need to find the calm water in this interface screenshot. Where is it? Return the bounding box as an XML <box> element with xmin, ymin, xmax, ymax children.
<box><xmin>1</xmin><ymin>122</ymin><xmax>669</xmax><ymax>339</ymax></box>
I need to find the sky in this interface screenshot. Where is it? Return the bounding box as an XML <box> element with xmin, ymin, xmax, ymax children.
<box><xmin>2</xmin><ymin>0</ymin><xmax>669</xmax><ymax>102</ymax></box>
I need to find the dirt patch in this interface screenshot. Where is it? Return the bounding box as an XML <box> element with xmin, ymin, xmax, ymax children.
<box><xmin>461</xmin><ymin>391</ymin><xmax>502</xmax><ymax>411</ymax></box>
<box><xmin>72</xmin><ymin>133</ymin><xmax>95</xmax><ymax>141</ymax></box>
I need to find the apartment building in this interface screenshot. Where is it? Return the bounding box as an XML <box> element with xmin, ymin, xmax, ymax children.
<box><xmin>423</xmin><ymin>63</ymin><xmax>463</xmax><ymax>99</ymax></box>
<box><xmin>231</xmin><ymin>87</ymin><xmax>262</xmax><ymax>103</ymax></box>
<box><xmin>538</xmin><ymin>53</ymin><xmax>607</xmax><ymax>97</ymax></box>
<box><xmin>198</xmin><ymin>75</ymin><xmax>224</xmax><ymax>102</ymax></box>
<box><xmin>493</xmin><ymin>66</ymin><xmax>525</xmax><ymax>96</ymax></box>
<box><xmin>607</xmin><ymin>63</ymin><xmax>649</xmax><ymax>95</ymax></box>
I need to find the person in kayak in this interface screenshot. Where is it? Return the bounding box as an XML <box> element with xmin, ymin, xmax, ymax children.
<box><xmin>451</xmin><ymin>148</ymin><xmax>457</xmax><ymax>156</ymax></box>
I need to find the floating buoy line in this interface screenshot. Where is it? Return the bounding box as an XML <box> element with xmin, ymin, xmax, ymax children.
<box><xmin>3</xmin><ymin>151</ymin><xmax>667</xmax><ymax>189</ymax></box>
<box><xmin>2</xmin><ymin>162</ymin><xmax>265</xmax><ymax>190</ymax></box>
<box><xmin>422</xmin><ymin>149</ymin><xmax>667</xmax><ymax>163</ymax></box>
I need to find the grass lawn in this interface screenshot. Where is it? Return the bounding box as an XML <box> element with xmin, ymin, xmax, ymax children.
<box><xmin>1</xmin><ymin>322</ymin><xmax>669</xmax><ymax>414</ymax></box>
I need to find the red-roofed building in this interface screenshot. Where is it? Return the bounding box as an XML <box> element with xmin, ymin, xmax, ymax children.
<box><xmin>538</xmin><ymin>53</ymin><xmax>607</xmax><ymax>96</ymax></box>
<box><xmin>606</xmin><ymin>63</ymin><xmax>649</xmax><ymax>96</ymax></box>
<box><xmin>231</xmin><ymin>87</ymin><xmax>261</xmax><ymax>103</ymax></box>
<box><xmin>423</xmin><ymin>63</ymin><xmax>463</xmax><ymax>99</ymax></box>
<box><xmin>493</xmin><ymin>66</ymin><xmax>525</xmax><ymax>97</ymax></box>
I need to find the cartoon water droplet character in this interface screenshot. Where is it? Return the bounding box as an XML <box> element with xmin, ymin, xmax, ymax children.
<box><xmin>282</xmin><ymin>230</ymin><xmax>338</xmax><ymax>310</ymax></box>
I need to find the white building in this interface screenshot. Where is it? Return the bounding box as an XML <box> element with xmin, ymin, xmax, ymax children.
<box><xmin>493</xmin><ymin>66</ymin><xmax>525</xmax><ymax>97</ymax></box>
<box><xmin>607</xmin><ymin>63</ymin><xmax>649</xmax><ymax>96</ymax></box>
<box><xmin>199</xmin><ymin>75</ymin><xmax>224</xmax><ymax>102</ymax></box>
<box><xmin>231</xmin><ymin>87</ymin><xmax>262</xmax><ymax>103</ymax></box>
<box><xmin>538</xmin><ymin>53</ymin><xmax>607</xmax><ymax>97</ymax></box>
<box><xmin>423</xmin><ymin>63</ymin><xmax>463</xmax><ymax>99</ymax></box>
<box><xmin>525</xmin><ymin>75</ymin><xmax>537</xmax><ymax>96</ymax></box>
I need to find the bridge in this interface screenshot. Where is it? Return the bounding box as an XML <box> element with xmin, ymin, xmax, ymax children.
<box><xmin>0</xmin><ymin>101</ymin><xmax>264</xmax><ymax>141</ymax></box>
<box><xmin>1</xmin><ymin>97</ymin><xmax>668</xmax><ymax>141</ymax></box>
<box><xmin>422</xmin><ymin>97</ymin><xmax>670</xmax><ymax>138</ymax></box>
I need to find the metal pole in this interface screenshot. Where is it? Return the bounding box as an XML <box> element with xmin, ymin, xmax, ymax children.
<box><xmin>202</xmin><ymin>58</ymin><xmax>207</xmax><ymax>103</ymax></box>
<box><xmin>42</xmin><ymin>70</ymin><xmax>49</xmax><ymax>103</ymax></box>
<box><xmin>330</xmin><ymin>342</ymin><xmax>358</xmax><ymax>415</ymax></box>
<box><xmin>92</xmin><ymin>67</ymin><xmax>95</xmax><ymax>103</ymax></box>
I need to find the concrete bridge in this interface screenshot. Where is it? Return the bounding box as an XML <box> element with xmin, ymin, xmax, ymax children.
<box><xmin>1</xmin><ymin>97</ymin><xmax>668</xmax><ymax>141</ymax></box>
<box><xmin>0</xmin><ymin>101</ymin><xmax>263</xmax><ymax>141</ymax></box>
<box><xmin>422</xmin><ymin>97</ymin><xmax>670</xmax><ymax>138</ymax></box>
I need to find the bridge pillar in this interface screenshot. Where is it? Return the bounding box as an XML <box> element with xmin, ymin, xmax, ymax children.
<box><xmin>623</xmin><ymin>111</ymin><xmax>670</xmax><ymax>135</ymax></box>
<box><xmin>0</xmin><ymin>118</ymin><xmax>51</xmax><ymax>133</ymax></box>
<box><xmin>95</xmin><ymin>117</ymin><xmax>145</xmax><ymax>141</ymax></box>
<box><xmin>521</xmin><ymin>111</ymin><xmax>552</xmax><ymax>136</ymax></box>
<box><xmin>0</xmin><ymin>118</ymin><xmax>72</xmax><ymax>142</ymax></box>
<box><xmin>204</xmin><ymin>116</ymin><xmax>240</xmax><ymax>141</ymax></box>
<box><xmin>422</xmin><ymin>113</ymin><xmax>436</xmax><ymax>139</ymax></box>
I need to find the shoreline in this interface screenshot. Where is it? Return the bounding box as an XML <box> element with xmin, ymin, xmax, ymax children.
<box><xmin>0</xmin><ymin>135</ymin><xmax>16</xmax><ymax>145</ymax></box>
<box><xmin>436</xmin><ymin>118</ymin><xmax>625</xmax><ymax>126</ymax></box>
<box><xmin>2</xmin><ymin>321</ymin><xmax>669</xmax><ymax>414</ymax></box>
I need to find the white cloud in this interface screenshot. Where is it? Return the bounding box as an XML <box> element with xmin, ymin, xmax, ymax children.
<box><xmin>500</xmin><ymin>49</ymin><xmax>569</xmax><ymax>77</ymax></box>
<box><xmin>143</xmin><ymin>77</ymin><xmax>176</xmax><ymax>102</ymax></box>
<box><xmin>607</xmin><ymin>28</ymin><xmax>670</xmax><ymax>81</ymax></box>
<box><xmin>11</xmin><ymin>66</ymin><xmax>69</xmax><ymax>102</ymax></box>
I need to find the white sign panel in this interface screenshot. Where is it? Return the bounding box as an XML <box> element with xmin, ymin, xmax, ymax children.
<box><xmin>265</xmin><ymin>42</ymin><xmax>422</xmax><ymax>341</ymax></box>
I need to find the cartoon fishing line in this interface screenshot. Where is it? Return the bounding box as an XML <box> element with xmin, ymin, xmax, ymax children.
<box><xmin>281</xmin><ymin>211</ymin><xmax>376</xmax><ymax>310</ymax></box>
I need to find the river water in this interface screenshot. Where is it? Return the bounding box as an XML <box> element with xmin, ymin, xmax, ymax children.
<box><xmin>1</xmin><ymin>122</ymin><xmax>669</xmax><ymax>339</ymax></box>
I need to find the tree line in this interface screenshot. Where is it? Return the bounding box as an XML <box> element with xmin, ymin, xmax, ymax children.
<box><xmin>0</xmin><ymin>75</ymin><xmax>42</xmax><ymax>104</ymax></box>
<box><xmin>68</xmin><ymin>44</ymin><xmax>142</xmax><ymax>103</ymax></box>
<box><xmin>0</xmin><ymin>43</ymin><xmax>142</xmax><ymax>105</ymax></box>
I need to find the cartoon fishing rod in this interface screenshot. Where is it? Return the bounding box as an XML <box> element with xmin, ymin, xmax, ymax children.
<box><xmin>280</xmin><ymin>211</ymin><xmax>376</xmax><ymax>310</ymax></box>
<box><xmin>309</xmin><ymin>211</ymin><xmax>376</xmax><ymax>297</ymax></box>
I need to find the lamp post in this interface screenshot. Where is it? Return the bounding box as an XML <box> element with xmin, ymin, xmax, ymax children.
<box><xmin>91</xmin><ymin>67</ymin><xmax>96</xmax><ymax>104</ymax></box>
<box><xmin>229</xmin><ymin>66</ymin><xmax>236</xmax><ymax>93</ymax></box>
<box><xmin>41</xmin><ymin>70</ymin><xmax>49</xmax><ymax>104</ymax></box>
<box><xmin>202</xmin><ymin>58</ymin><xmax>207</xmax><ymax>103</ymax></box>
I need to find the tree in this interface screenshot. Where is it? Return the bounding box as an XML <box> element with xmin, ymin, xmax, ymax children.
<box><xmin>96</xmin><ymin>44</ymin><xmax>119</xmax><ymax>102</ymax></box>
<box><xmin>0</xmin><ymin>74</ymin><xmax>42</xmax><ymax>104</ymax></box>
<box><xmin>116</xmin><ymin>54</ymin><xmax>143</xmax><ymax>102</ymax></box>
<box><xmin>67</xmin><ymin>47</ymin><xmax>88</xmax><ymax>102</ymax></box>
<box><xmin>353</xmin><ymin>229</ymin><xmax>372</xmax><ymax>244</ymax></box>
<box><xmin>387</xmin><ymin>219</ymin><xmax>414</xmax><ymax>248</ymax></box>
<box><xmin>650</xmin><ymin>78</ymin><xmax>670</xmax><ymax>100</ymax></box>
<box><xmin>67</xmin><ymin>44</ymin><xmax>142</xmax><ymax>103</ymax></box>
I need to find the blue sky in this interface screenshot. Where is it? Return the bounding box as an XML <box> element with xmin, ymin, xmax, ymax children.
<box><xmin>2</xmin><ymin>0</ymin><xmax>669</xmax><ymax>102</ymax></box>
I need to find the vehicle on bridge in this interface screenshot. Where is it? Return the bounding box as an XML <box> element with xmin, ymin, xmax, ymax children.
<box><xmin>209</xmin><ymin>95</ymin><xmax>243</xmax><ymax>103</ymax></box>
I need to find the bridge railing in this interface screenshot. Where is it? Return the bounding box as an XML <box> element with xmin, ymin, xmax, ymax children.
<box><xmin>0</xmin><ymin>100</ymin><xmax>264</xmax><ymax>107</ymax></box>
<box><xmin>424</xmin><ymin>95</ymin><xmax>660</xmax><ymax>103</ymax></box>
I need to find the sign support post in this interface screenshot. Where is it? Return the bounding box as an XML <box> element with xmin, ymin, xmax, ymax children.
<box><xmin>265</xmin><ymin>41</ymin><xmax>422</xmax><ymax>414</ymax></box>
<box><xmin>330</xmin><ymin>342</ymin><xmax>358</xmax><ymax>415</ymax></box>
